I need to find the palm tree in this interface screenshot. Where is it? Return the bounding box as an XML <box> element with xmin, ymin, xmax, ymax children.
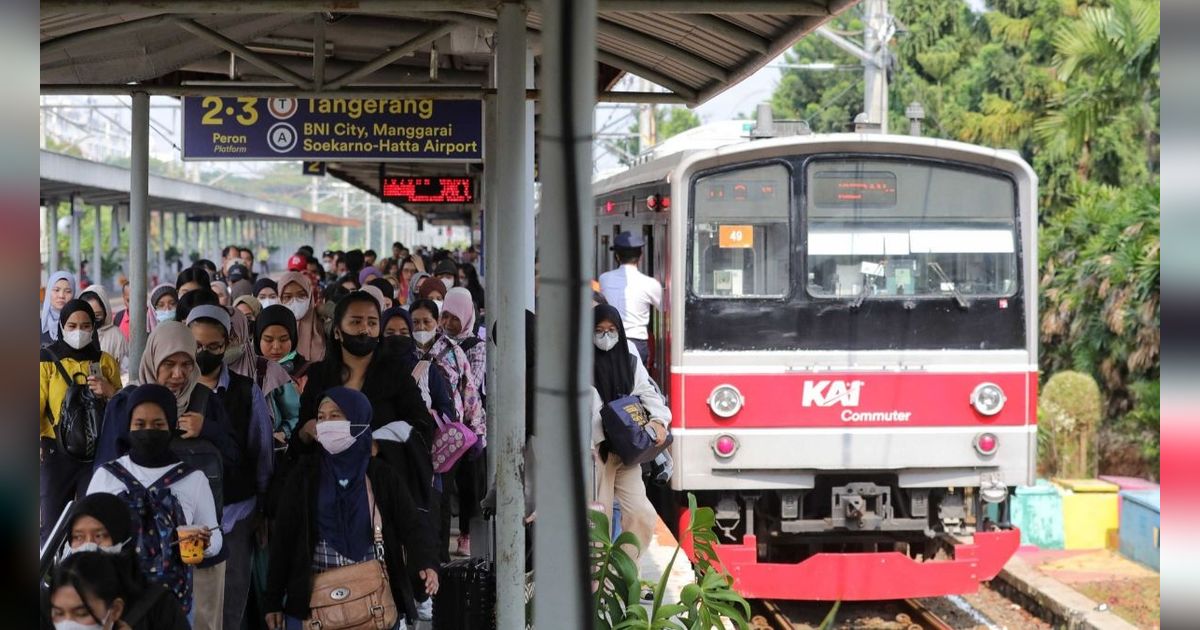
<box><xmin>1035</xmin><ymin>0</ymin><xmax>1159</xmax><ymax>178</ymax></box>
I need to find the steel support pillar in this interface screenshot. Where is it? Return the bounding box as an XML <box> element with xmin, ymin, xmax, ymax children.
<box><xmin>494</xmin><ymin>4</ymin><xmax>531</xmax><ymax>629</ymax></box>
<box><xmin>70</xmin><ymin>193</ymin><xmax>82</xmax><ymax>279</ymax></box>
<box><xmin>535</xmin><ymin>0</ymin><xmax>597</xmax><ymax>626</ymax></box>
<box><xmin>483</xmin><ymin>89</ymin><xmax>498</xmax><ymax>503</ymax></box>
<box><xmin>48</xmin><ymin>203</ymin><xmax>60</xmax><ymax>272</ymax></box>
<box><xmin>93</xmin><ymin>202</ymin><xmax>104</xmax><ymax>289</ymax></box>
<box><xmin>129</xmin><ymin>92</ymin><xmax>150</xmax><ymax>370</ymax></box>
<box><xmin>156</xmin><ymin>212</ymin><xmax>166</xmax><ymax>283</ymax></box>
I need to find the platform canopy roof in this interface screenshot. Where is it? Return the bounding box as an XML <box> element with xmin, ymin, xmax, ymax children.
<box><xmin>40</xmin><ymin>0</ymin><xmax>859</xmax><ymax>224</ymax></box>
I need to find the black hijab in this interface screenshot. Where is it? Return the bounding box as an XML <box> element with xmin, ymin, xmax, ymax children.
<box><xmin>253</xmin><ymin>277</ymin><xmax>278</xmax><ymax>298</ymax></box>
<box><xmin>380</xmin><ymin>306</ymin><xmax>418</xmax><ymax>362</ymax></box>
<box><xmin>41</xmin><ymin>299</ymin><xmax>102</xmax><ymax>362</ymax></box>
<box><xmin>66</xmin><ymin>493</ymin><xmax>133</xmax><ymax>545</ymax></box>
<box><xmin>593</xmin><ymin>304</ymin><xmax>634</xmax><ymax>404</ymax></box>
<box><xmin>367</xmin><ymin>278</ymin><xmax>395</xmax><ymax>300</ymax></box>
<box><xmin>254</xmin><ymin>304</ymin><xmax>299</xmax><ymax>355</ymax></box>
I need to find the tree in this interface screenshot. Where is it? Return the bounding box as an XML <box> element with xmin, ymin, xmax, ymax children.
<box><xmin>611</xmin><ymin>106</ymin><xmax>701</xmax><ymax>165</ymax></box>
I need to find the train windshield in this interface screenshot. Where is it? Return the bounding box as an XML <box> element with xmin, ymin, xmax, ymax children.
<box><xmin>691</xmin><ymin>163</ymin><xmax>791</xmax><ymax>297</ymax></box>
<box><xmin>805</xmin><ymin>159</ymin><xmax>1018</xmax><ymax>300</ymax></box>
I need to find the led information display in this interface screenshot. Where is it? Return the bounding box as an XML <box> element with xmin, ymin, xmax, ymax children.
<box><xmin>811</xmin><ymin>171</ymin><xmax>897</xmax><ymax>207</ymax></box>
<box><xmin>182</xmin><ymin>97</ymin><xmax>482</xmax><ymax>161</ymax></box>
<box><xmin>380</xmin><ymin>176</ymin><xmax>476</xmax><ymax>204</ymax></box>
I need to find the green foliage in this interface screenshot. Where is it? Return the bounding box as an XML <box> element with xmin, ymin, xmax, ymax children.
<box><xmin>613</xmin><ymin>107</ymin><xmax>702</xmax><ymax>166</ymax></box>
<box><xmin>589</xmin><ymin>494</ymin><xmax>750</xmax><ymax>630</ymax></box>
<box><xmin>1039</xmin><ymin>370</ymin><xmax>1103</xmax><ymax>477</ymax></box>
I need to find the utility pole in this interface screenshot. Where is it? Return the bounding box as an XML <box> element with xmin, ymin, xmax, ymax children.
<box><xmin>637</xmin><ymin>76</ymin><xmax>656</xmax><ymax>157</ymax></box>
<box><xmin>817</xmin><ymin>0</ymin><xmax>893</xmax><ymax>132</ymax></box>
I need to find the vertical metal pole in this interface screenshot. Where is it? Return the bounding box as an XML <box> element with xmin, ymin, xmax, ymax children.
<box><xmin>863</xmin><ymin>0</ymin><xmax>889</xmax><ymax>133</ymax></box>
<box><xmin>156</xmin><ymin>212</ymin><xmax>166</xmax><ymax>282</ymax></box>
<box><xmin>483</xmin><ymin>90</ymin><xmax>499</xmax><ymax>502</ymax></box>
<box><xmin>48</xmin><ymin>203</ymin><xmax>60</xmax><ymax>272</ymax></box>
<box><xmin>93</xmin><ymin>203</ymin><xmax>104</xmax><ymax>289</ymax></box>
<box><xmin>495</xmin><ymin>4</ymin><xmax>529</xmax><ymax>629</ymax></box>
<box><xmin>129</xmin><ymin>92</ymin><xmax>150</xmax><ymax>371</ymax></box>
<box><xmin>70</xmin><ymin>193</ymin><xmax>82</xmax><ymax>279</ymax></box>
<box><xmin>341</xmin><ymin>189</ymin><xmax>349</xmax><ymax>248</ymax></box>
<box><xmin>536</xmin><ymin>0</ymin><xmax>596</xmax><ymax>627</ymax></box>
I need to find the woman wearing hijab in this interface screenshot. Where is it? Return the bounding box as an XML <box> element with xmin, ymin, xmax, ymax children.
<box><xmin>416</xmin><ymin>276</ymin><xmax>447</xmax><ymax>308</ymax></box>
<box><xmin>39</xmin><ymin>298</ymin><xmax>124</xmax><ymax>543</ymax></box>
<box><xmin>40</xmin><ymin>493</ymin><xmax>190</xmax><ymax>630</ymax></box>
<box><xmin>148</xmin><ymin>284</ymin><xmax>179</xmax><ymax>332</ymax></box>
<box><xmin>254</xmin><ymin>278</ymin><xmax>279</xmax><ymax>308</ymax></box>
<box><xmin>87</xmin><ymin>384</ymin><xmax>222</xmax><ymax>617</ymax></box>
<box><xmin>408</xmin><ymin>299</ymin><xmax>484</xmax><ymax>443</ymax></box>
<box><xmin>233</xmin><ymin>294</ymin><xmax>262</xmax><ymax>324</ymax></box>
<box><xmin>368</xmin><ymin>277</ymin><xmax>396</xmax><ymax>310</ymax></box>
<box><xmin>380</xmin><ymin>307</ymin><xmax>455</xmax><ymax>423</ymax></box>
<box><xmin>256</xmin><ymin>304</ymin><xmax>309</xmax><ymax>392</ymax></box>
<box><xmin>277</xmin><ymin>271</ymin><xmax>326</xmax><ymax>363</ymax></box>
<box><xmin>357</xmin><ymin>265</ymin><xmax>382</xmax><ymax>287</ymax></box>
<box><xmin>79</xmin><ymin>285</ymin><xmax>130</xmax><ymax>372</ymax></box>
<box><xmin>41</xmin><ymin>271</ymin><xmax>76</xmax><ymax>346</ymax></box>
<box><xmin>590</xmin><ymin>304</ymin><xmax>671</xmax><ymax>565</ymax></box>
<box><xmin>407</xmin><ymin>271</ymin><xmax>431</xmax><ymax>306</ymax></box>
<box><xmin>44</xmin><ymin>550</ymin><xmax>190</xmax><ymax>630</ymax></box>
<box><xmin>264</xmin><ymin>387</ymin><xmax>439</xmax><ymax>630</ymax></box>
<box><xmin>397</xmin><ymin>257</ymin><xmax>418</xmax><ymax>306</ymax></box>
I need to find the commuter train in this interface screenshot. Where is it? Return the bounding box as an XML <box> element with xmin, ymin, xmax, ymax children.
<box><xmin>593</xmin><ymin>127</ymin><xmax>1036</xmax><ymax>601</ymax></box>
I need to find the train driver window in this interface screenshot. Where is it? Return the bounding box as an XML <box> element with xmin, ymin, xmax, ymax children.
<box><xmin>690</xmin><ymin>163</ymin><xmax>791</xmax><ymax>298</ymax></box>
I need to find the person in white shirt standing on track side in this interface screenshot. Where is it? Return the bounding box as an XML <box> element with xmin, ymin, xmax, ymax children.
<box><xmin>599</xmin><ymin>231</ymin><xmax>662</xmax><ymax>368</ymax></box>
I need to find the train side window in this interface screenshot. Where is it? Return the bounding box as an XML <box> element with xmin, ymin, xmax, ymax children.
<box><xmin>690</xmin><ymin>163</ymin><xmax>791</xmax><ymax>298</ymax></box>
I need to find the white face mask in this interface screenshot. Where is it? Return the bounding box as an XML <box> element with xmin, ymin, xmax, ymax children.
<box><xmin>438</xmin><ymin>276</ymin><xmax>456</xmax><ymax>288</ymax></box>
<box><xmin>62</xmin><ymin>540</ymin><xmax>125</xmax><ymax>559</ymax></box>
<box><xmin>63</xmin><ymin>329</ymin><xmax>93</xmax><ymax>350</ymax></box>
<box><xmin>259</xmin><ymin>298</ymin><xmax>278</xmax><ymax>309</ymax></box>
<box><xmin>154</xmin><ymin>309</ymin><xmax>175</xmax><ymax>322</ymax></box>
<box><xmin>53</xmin><ymin>609</ymin><xmax>110</xmax><ymax>630</ymax></box>
<box><xmin>315</xmin><ymin>420</ymin><xmax>355</xmax><ymax>455</ymax></box>
<box><xmin>286</xmin><ymin>298</ymin><xmax>310</xmax><ymax>320</ymax></box>
<box><xmin>432</xmin><ymin>300</ymin><xmax>444</xmax><ymax>313</ymax></box>
<box><xmin>594</xmin><ymin>331</ymin><xmax>619</xmax><ymax>352</ymax></box>
<box><xmin>412</xmin><ymin>330</ymin><xmax>436</xmax><ymax>347</ymax></box>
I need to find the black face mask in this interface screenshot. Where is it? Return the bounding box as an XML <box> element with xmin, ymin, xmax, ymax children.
<box><xmin>127</xmin><ymin>429</ymin><xmax>178</xmax><ymax>468</ymax></box>
<box><xmin>383</xmin><ymin>334</ymin><xmax>415</xmax><ymax>356</ymax></box>
<box><xmin>196</xmin><ymin>349</ymin><xmax>224</xmax><ymax>375</ymax></box>
<box><xmin>340</xmin><ymin>332</ymin><xmax>379</xmax><ymax>357</ymax></box>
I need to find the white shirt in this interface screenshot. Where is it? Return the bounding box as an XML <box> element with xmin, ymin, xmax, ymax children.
<box><xmin>87</xmin><ymin>455</ymin><xmax>224</xmax><ymax>556</ymax></box>
<box><xmin>599</xmin><ymin>264</ymin><xmax>662</xmax><ymax>341</ymax></box>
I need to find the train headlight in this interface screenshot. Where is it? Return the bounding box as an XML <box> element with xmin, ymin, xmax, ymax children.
<box><xmin>708</xmin><ymin>384</ymin><xmax>744</xmax><ymax>418</ymax></box>
<box><xmin>970</xmin><ymin>382</ymin><xmax>1006</xmax><ymax>416</ymax></box>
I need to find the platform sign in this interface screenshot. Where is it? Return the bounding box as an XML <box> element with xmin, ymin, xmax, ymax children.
<box><xmin>381</xmin><ymin>176</ymin><xmax>475</xmax><ymax>204</ymax></box>
<box><xmin>302</xmin><ymin>161</ymin><xmax>326</xmax><ymax>176</ymax></box>
<box><xmin>182</xmin><ymin>96</ymin><xmax>482</xmax><ymax>161</ymax></box>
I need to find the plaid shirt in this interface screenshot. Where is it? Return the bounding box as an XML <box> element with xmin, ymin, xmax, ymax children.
<box><xmin>311</xmin><ymin>539</ymin><xmax>376</xmax><ymax>573</ymax></box>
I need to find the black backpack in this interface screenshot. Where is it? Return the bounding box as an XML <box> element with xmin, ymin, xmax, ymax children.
<box><xmin>169</xmin><ymin>386</ymin><xmax>224</xmax><ymax>522</ymax></box>
<box><xmin>45</xmin><ymin>348</ymin><xmax>104</xmax><ymax>462</ymax></box>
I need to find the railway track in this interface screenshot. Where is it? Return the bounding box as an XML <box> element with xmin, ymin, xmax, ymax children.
<box><xmin>750</xmin><ymin>596</ymin><xmax>990</xmax><ymax>630</ymax></box>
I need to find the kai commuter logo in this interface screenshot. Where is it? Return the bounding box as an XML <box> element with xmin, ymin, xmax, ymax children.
<box><xmin>801</xmin><ymin>380</ymin><xmax>865</xmax><ymax>407</ymax></box>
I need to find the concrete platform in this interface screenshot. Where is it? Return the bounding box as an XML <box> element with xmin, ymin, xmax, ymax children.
<box><xmin>638</xmin><ymin>516</ymin><xmax>696</xmax><ymax>605</ymax></box>
<box><xmin>994</xmin><ymin>546</ymin><xmax>1158</xmax><ymax>630</ymax></box>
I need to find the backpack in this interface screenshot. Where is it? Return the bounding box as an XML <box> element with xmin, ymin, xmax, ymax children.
<box><xmin>103</xmin><ymin>460</ymin><xmax>196</xmax><ymax>613</ymax></box>
<box><xmin>169</xmin><ymin>387</ymin><xmax>224</xmax><ymax>523</ymax></box>
<box><xmin>44</xmin><ymin>348</ymin><xmax>105</xmax><ymax>462</ymax></box>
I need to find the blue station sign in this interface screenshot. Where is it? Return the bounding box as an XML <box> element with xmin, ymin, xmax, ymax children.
<box><xmin>182</xmin><ymin>96</ymin><xmax>482</xmax><ymax>161</ymax></box>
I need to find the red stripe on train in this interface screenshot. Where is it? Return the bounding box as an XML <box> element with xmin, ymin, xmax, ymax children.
<box><xmin>671</xmin><ymin>371</ymin><xmax>1035</xmax><ymax>429</ymax></box>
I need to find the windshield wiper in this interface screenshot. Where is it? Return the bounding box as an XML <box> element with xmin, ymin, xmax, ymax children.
<box><xmin>850</xmin><ymin>279</ymin><xmax>873</xmax><ymax>309</ymax></box>
<box><xmin>927</xmin><ymin>262</ymin><xmax>970</xmax><ymax>310</ymax></box>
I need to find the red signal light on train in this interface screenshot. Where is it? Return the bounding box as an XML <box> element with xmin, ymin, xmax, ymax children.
<box><xmin>646</xmin><ymin>195</ymin><xmax>659</xmax><ymax>210</ymax></box>
<box><xmin>604</xmin><ymin>200</ymin><xmax>615</xmax><ymax>213</ymax></box>
<box><xmin>660</xmin><ymin>196</ymin><xmax>671</xmax><ymax>209</ymax></box>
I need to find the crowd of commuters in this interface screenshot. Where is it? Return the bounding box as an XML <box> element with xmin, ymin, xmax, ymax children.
<box><xmin>39</xmin><ymin>231</ymin><xmax>669</xmax><ymax>628</ymax></box>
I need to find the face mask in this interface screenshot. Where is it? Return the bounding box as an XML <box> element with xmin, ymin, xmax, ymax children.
<box><xmin>259</xmin><ymin>298</ymin><xmax>278</xmax><ymax>308</ymax></box>
<box><xmin>316</xmin><ymin>420</ymin><xmax>355</xmax><ymax>455</ymax></box>
<box><xmin>439</xmin><ymin>276</ymin><xmax>456</xmax><ymax>288</ymax></box>
<box><xmin>412</xmin><ymin>330</ymin><xmax>436</xmax><ymax>347</ymax></box>
<box><xmin>384</xmin><ymin>335</ymin><xmax>416</xmax><ymax>355</ymax></box>
<box><xmin>287</xmin><ymin>299</ymin><xmax>310</xmax><ymax>320</ymax></box>
<box><xmin>62</xmin><ymin>539</ymin><xmax>125</xmax><ymax>559</ymax></box>
<box><xmin>155</xmin><ymin>309</ymin><xmax>176</xmax><ymax>323</ymax></box>
<box><xmin>53</xmin><ymin>611</ymin><xmax>109</xmax><ymax>630</ymax></box>
<box><xmin>196</xmin><ymin>349</ymin><xmax>224</xmax><ymax>375</ymax></box>
<box><xmin>127</xmin><ymin>429</ymin><xmax>175</xmax><ymax>468</ymax></box>
<box><xmin>222</xmin><ymin>344</ymin><xmax>244</xmax><ymax>366</ymax></box>
<box><xmin>432</xmin><ymin>300</ymin><xmax>444</xmax><ymax>313</ymax></box>
<box><xmin>594</xmin><ymin>331</ymin><xmax>619</xmax><ymax>352</ymax></box>
<box><xmin>63</xmin><ymin>329</ymin><xmax>93</xmax><ymax>350</ymax></box>
<box><xmin>340</xmin><ymin>332</ymin><xmax>378</xmax><ymax>357</ymax></box>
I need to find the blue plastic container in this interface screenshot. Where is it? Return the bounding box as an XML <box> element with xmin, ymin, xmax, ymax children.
<box><xmin>1010</xmin><ymin>479</ymin><xmax>1065</xmax><ymax>549</ymax></box>
<box><xmin>1119</xmin><ymin>489</ymin><xmax>1160</xmax><ymax>571</ymax></box>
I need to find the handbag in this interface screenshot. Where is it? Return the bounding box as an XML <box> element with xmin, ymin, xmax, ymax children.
<box><xmin>305</xmin><ymin>480</ymin><xmax>398</xmax><ymax>630</ymax></box>
<box><xmin>419</xmin><ymin>360</ymin><xmax>479</xmax><ymax>474</ymax></box>
<box><xmin>600</xmin><ymin>395</ymin><xmax>672</xmax><ymax>466</ymax></box>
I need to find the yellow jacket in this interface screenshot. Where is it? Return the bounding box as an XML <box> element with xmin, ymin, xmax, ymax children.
<box><xmin>39</xmin><ymin>352</ymin><xmax>122</xmax><ymax>439</ymax></box>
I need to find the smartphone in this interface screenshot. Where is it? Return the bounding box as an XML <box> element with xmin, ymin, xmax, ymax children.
<box><xmin>89</xmin><ymin>362</ymin><xmax>101</xmax><ymax>379</ymax></box>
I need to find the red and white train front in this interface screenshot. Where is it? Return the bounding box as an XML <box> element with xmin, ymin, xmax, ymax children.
<box><xmin>664</xmin><ymin>135</ymin><xmax>1037</xmax><ymax>601</ymax></box>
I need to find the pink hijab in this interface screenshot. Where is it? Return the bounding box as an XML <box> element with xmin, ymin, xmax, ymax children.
<box><xmin>442</xmin><ymin>287</ymin><xmax>476</xmax><ymax>341</ymax></box>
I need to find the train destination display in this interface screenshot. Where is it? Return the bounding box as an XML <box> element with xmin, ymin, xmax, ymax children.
<box><xmin>183</xmin><ymin>97</ymin><xmax>482</xmax><ymax>161</ymax></box>
<box><xmin>811</xmin><ymin>171</ymin><xmax>898</xmax><ymax>206</ymax></box>
<box><xmin>380</xmin><ymin>176</ymin><xmax>475</xmax><ymax>204</ymax></box>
